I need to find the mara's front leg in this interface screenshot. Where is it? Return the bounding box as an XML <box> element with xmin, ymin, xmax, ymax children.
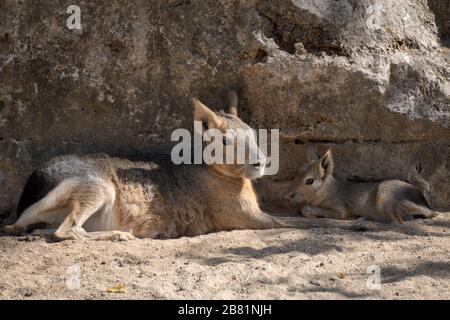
<box><xmin>301</xmin><ymin>206</ymin><xmax>340</xmax><ymax>218</ymax></box>
<box><xmin>206</xmin><ymin>202</ymin><xmax>375</xmax><ymax>233</ymax></box>
<box><xmin>209</xmin><ymin>207</ymin><xmax>284</xmax><ymax>232</ymax></box>
<box><xmin>239</xmin><ymin>210</ymin><xmax>285</xmax><ymax>229</ymax></box>
<box><xmin>215</xmin><ymin>209</ymin><xmax>374</xmax><ymax>232</ymax></box>
<box><xmin>301</xmin><ymin>206</ymin><xmax>354</xmax><ymax>220</ymax></box>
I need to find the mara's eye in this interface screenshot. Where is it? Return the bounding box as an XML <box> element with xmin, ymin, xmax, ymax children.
<box><xmin>305</xmin><ymin>178</ymin><xmax>314</xmax><ymax>185</ymax></box>
<box><xmin>223</xmin><ymin>137</ymin><xmax>231</xmax><ymax>145</ymax></box>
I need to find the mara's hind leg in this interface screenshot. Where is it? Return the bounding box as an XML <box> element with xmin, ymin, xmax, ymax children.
<box><xmin>392</xmin><ymin>211</ymin><xmax>404</xmax><ymax>225</ymax></box>
<box><xmin>396</xmin><ymin>200</ymin><xmax>438</xmax><ymax>223</ymax></box>
<box><xmin>53</xmin><ymin>182</ymin><xmax>136</xmax><ymax>241</ymax></box>
<box><xmin>4</xmin><ymin>209</ymin><xmax>67</xmax><ymax>235</ymax></box>
<box><xmin>53</xmin><ymin>203</ymin><xmax>136</xmax><ymax>241</ymax></box>
<box><xmin>54</xmin><ymin>202</ymin><xmax>137</xmax><ymax>241</ymax></box>
<box><xmin>3</xmin><ymin>179</ymin><xmax>79</xmax><ymax>235</ymax></box>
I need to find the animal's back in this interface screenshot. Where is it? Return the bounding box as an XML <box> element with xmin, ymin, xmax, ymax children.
<box><xmin>17</xmin><ymin>153</ymin><xmax>172</xmax><ymax>216</ymax></box>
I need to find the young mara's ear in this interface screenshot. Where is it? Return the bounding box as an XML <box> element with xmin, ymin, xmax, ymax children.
<box><xmin>320</xmin><ymin>149</ymin><xmax>334</xmax><ymax>178</ymax></box>
<box><xmin>306</xmin><ymin>145</ymin><xmax>320</xmax><ymax>162</ymax></box>
<box><xmin>226</xmin><ymin>90</ymin><xmax>238</xmax><ymax>116</ymax></box>
<box><xmin>193</xmin><ymin>98</ymin><xmax>224</xmax><ymax>130</ymax></box>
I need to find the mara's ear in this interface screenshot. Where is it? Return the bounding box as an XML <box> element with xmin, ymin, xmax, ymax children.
<box><xmin>226</xmin><ymin>90</ymin><xmax>238</xmax><ymax>116</ymax></box>
<box><xmin>319</xmin><ymin>149</ymin><xmax>334</xmax><ymax>178</ymax></box>
<box><xmin>416</xmin><ymin>162</ymin><xmax>423</xmax><ymax>175</ymax></box>
<box><xmin>193</xmin><ymin>98</ymin><xmax>224</xmax><ymax>130</ymax></box>
<box><xmin>306</xmin><ymin>145</ymin><xmax>320</xmax><ymax>162</ymax></box>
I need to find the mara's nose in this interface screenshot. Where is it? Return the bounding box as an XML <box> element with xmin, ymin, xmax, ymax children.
<box><xmin>252</xmin><ymin>161</ymin><xmax>264</xmax><ymax>168</ymax></box>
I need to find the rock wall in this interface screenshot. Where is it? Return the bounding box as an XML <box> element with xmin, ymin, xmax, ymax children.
<box><xmin>0</xmin><ymin>0</ymin><xmax>449</xmax><ymax>219</ymax></box>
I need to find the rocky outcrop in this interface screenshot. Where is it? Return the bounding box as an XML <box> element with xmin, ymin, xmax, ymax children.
<box><xmin>0</xmin><ymin>0</ymin><xmax>449</xmax><ymax>219</ymax></box>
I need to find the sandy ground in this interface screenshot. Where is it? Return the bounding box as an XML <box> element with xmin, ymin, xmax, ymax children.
<box><xmin>0</xmin><ymin>215</ymin><xmax>449</xmax><ymax>300</ymax></box>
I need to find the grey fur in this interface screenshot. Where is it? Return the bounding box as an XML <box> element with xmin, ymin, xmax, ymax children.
<box><xmin>287</xmin><ymin>147</ymin><xmax>440</xmax><ymax>224</ymax></box>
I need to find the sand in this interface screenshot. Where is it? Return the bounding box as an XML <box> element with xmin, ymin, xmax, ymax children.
<box><xmin>0</xmin><ymin>215</ymin><xmax>449</xmax><ymax>300</ymax></box>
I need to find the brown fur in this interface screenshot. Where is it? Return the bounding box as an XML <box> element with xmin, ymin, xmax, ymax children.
<box><xmin>4</xmin><ymin>92</ymin><xmax>284</xmax><ymax>241</ymax></box>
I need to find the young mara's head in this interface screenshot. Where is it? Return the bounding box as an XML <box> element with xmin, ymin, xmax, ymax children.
<box><xmin>192</xmin><ymin>91</ymin><xmax>267</xmax><ymax>180</ymax></box>
<box><xmin>286</xmin><ymin>146</ymin><xmax>334</xmax><ymax>207</ymax></box>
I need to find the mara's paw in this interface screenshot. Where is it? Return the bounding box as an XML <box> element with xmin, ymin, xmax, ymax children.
<box><xmin>53</xmin><ymin>230</ymin><xmax>85</xmax><ymax>241</ymax></box>
<box><xmin>3</xmin><ymin>224</ymin><xmax>25</xmax><ymax>235</ymax></box>
<box><xmin>352</xmin><ymin>219</ymin><xmax>383</xmax><ymax>232</ymax></box>
<box><xmin>110</xmin><ymin>231</ymin><xmax>137</xmax><ymax>242</ymax></box>
<box><xmin>31</xmin><ymin>228</ymin><xmax>57</xmax><ymax>236</ymax></box>
<box><xmin>301</xmin><ymin>206</ymin><xmax>320</xmax><ymax>218</ymax></box>
<box><xmin>429</xmin><ymin>212</ymin><xmax>439</xmax><ymax>219</ymax></box>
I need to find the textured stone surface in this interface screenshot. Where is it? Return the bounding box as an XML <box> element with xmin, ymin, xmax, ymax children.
<box><xmin>0</xmin><ymin>0</ymin><xmax>449</xmax><ymax>219</ymax></box>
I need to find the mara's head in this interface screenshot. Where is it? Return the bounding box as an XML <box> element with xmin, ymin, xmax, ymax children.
<box><xmin>285</xmin><ymin>146</ymin><xmax>334</xmax><ymax>207</ymax></box>
<box><xmin>192</xmin><ymin>91</ymin><xmax>267</xmax><ymax>179</ymax></box>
